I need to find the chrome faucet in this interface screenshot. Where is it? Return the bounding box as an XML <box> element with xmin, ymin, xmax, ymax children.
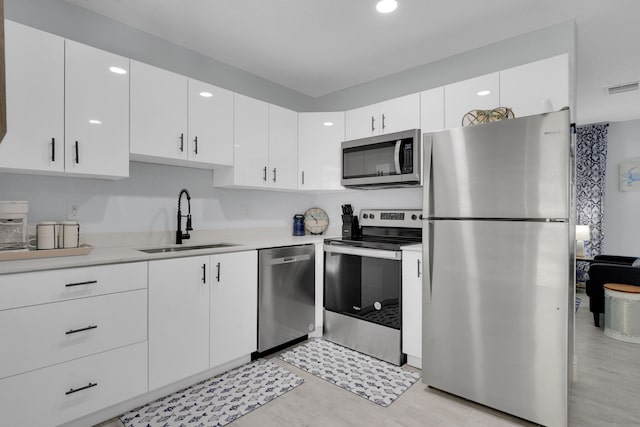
<box><xmin>176</xmin><ymin>188</ymin><xmax>193</xmax><ymax>244</ymax></box>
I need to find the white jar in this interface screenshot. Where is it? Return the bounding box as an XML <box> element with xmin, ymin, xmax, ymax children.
<box><xmin>61</xmin><ymin>220</ymin><xmax>80</xmax><ymax>248</ymax></box>
<box><xmin>36</xmin><ymin>221</ymin><xmax>58</xmax><ymax>250</ymax></box>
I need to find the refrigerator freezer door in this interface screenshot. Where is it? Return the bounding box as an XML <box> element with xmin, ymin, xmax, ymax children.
<box><xmin>423</xmin><ymin>219</ymin><xmax>569</xmax><ymax>427</ymax></box>
<box><xmin>430</xmin><ymin>110</ymin><xmax>570</xmax><ymax>219</ymax></box>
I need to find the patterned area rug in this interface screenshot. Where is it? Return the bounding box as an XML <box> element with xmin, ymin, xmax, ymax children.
<box><xmin>120</xmin><ymin>359</ymin><xmax>303</xmax><ymax>427</ymax></box>
<box><xmin>279</xmin><ymin>339</ymin><xmax>420</xmax><ymax>407</ymax></box>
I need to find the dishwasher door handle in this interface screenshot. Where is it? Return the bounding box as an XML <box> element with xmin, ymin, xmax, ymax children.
<box><xmin>269</xmin><ymin>254</ymin><xmax>311</xmax><ymax>265</ymax></box>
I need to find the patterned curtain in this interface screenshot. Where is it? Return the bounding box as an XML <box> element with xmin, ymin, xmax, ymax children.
<box><xmin>575</xmin><ymin>123</ymin><xmax>609</xmax><ymax>279</ymax></box>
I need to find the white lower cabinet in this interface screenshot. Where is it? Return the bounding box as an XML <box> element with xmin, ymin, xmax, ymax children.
<box><xmin>402</xmin><ymin>249</ymin><xmax>422</xmax><ymax>368</ymax></box>
<box><xmin>210</xmin><ymin>251</ymin><xmax>258</xmax><ymax>367</ymax></box>
<box><xmin>0</xmin><ymin>342</ymin><xmax>147</xmax><ymax>427</ymax></box>
<box><xmin>148</xmin><ymin>255</ymin><xmax>210</xmax><ymax>390</ymax></box>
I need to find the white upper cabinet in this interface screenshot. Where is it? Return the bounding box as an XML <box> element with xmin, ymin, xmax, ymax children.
<box><xmin>298</xmin><ymin>112</ymin><xmax>345</xmax><ymax>190</ymax></box>
<box><xmin>130</xmin><ymin>60</ymin><xmax>188</xmax><ymax>163</ymax></box>
<box><xmin>268</xmin><ymin>104</ymin><xmax>298</xmax><ymax>190</ymax></box>
<box><xmin>499</xmin><ymin>54</ymin><xmax>569</xmax><ymax>119</ymax></box>
<box><xmin>64</xmin><ymin>40</ymin><xmax>130</xmax><ymax>178</ymax></box>
<box><xmin>1</xmin><ymin>21</ymin><xmax>64</xmax><ymax>174</ymax></box>
<box><xmin>420</xmin><ymin>87</ymin><xmax>445</xmax><ymax>134</ymax></box>
<box><xmin>345</xmin><ymin>93</ymin><xmax>420</xmax><ymax>140</ymax></box>
<box><xmin>187</xmin><ymin>79</ymin><xmax>234</xmax><ymax>167</ymax></box>
<box><xmin>444</xmin><ymin>72</ymin><xmax>500</xmax><ymax>129</ymax></box>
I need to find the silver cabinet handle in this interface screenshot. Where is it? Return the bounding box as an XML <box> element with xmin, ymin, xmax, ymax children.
<box><xmin>65</xmin><ymin>382</ymin><xmax>97</xmax><ymax>396</ymax></box>
<box><xmin>273</xmin><ymin>168</ymin><xmax>277</xmax><ymax>182</ymax></box>
<box><xmin>216</xmin><ymin>262</ymin><xmax>221</xmax><ymax>282</ymax></box>
<box><xmin>66</xmin><ymin>325</ymin><xmax>98</xmax><ymax>335</ymax></box>
<box><xmin>301</xmin><ymin>171</ymin><xmax>305</xmax><ymax>185</ymax></box>
<box><xmin>179</xmin><ymin>133</ymin><xmax>184</xmax><ymax>152</ymax></box>
<box><xmin>382</xmin><ymin>113</ymin><xmax>386</xmax><ymax>130</ymax></box>
<box><xmin>371</xmin><ymin>116</ymin><xmax>375</xmax><ymax>133</ymax></box>
<box><xmin>263</xmin><ymin>166</ymin><xmax>267</xmax><ymax>182</ymax></box>
<box><xmin>417</xmin><ymin>259</ymin><xmax>421</xmax><ymax>278</ymax></box>
<box><xmin>75</xmin><ymin>141</ymin><xmax>79</xmax><ymax>164</ymax></box>
<box><xmin>201</xmin><ymin>263</ymin><xmax>206</xmax><ymax>284</ymax></box>
<box><xmin>51</xmin><ymin>138</ymin><xmax>56</xmax><ymax>162</ymax></box>
<box><xmin>194</xmin><ymin>136</ymin><xmax>198</xmax><ymax>155</ymax></box>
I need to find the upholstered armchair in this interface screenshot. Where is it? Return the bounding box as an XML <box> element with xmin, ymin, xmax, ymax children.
<box><xmin>586</xmin><ymin>255</ymin><xmax>640</xmax><ymax>327</ymax></box>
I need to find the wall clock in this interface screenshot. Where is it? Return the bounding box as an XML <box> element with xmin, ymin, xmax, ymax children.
<box><xmin>303</xmin><ymin>207</ymin><xmax>329</xmax><ymax>235</ymax></box>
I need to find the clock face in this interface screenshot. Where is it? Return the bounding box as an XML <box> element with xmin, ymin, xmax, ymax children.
<box><xmin>304</xmin><ymin>207</ymin><xmax>329</xmax><ymax>235</ymax></box>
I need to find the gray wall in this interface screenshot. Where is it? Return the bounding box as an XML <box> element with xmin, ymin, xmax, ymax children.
<box><xmin>603</xmin><ymin>120</ymin><xmax>640</xmax><ymax>255</ymax></box>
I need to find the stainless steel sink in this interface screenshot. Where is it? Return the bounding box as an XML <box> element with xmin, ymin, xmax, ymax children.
<box><xmin>138</xmin><ymin>243</ymin><xmax>237</xmax><ymax>254</ymax></box>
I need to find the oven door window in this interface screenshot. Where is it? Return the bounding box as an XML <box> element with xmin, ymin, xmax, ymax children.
<box><xmin>324</xmin><ymin>251</ymin><xmax>401</xmax><ymax>329</ymax></box>
<box><xmin>343</xmin><ymin>140</ymin><xmax>410</xmax><ymax>179</ymax></box>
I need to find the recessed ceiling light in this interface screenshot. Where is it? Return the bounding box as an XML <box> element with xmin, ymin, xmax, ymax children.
<box><xmin>323</xmin><ymin>122</ymin><xmax>334</xmax><ymax>127</ymax></box>
<box><xmin>376</xmin><ymin>0</ymin><xmax>397</xmax><ymax>13</ymax></box>
<box><xmin>109</xmin><ymin>66</ymin><xmax>127</xmax><ymax>75</ymax></box>
<box><xmin>477</xmin><ymin>90</ymin><xmax>491</xmax><ymax>96</ymax></box>
<box><xmin>88</xmin><ymin>119</ymin><xmax>102</xmax><ymax>125</ymax></box>
<box><xmin>199</xmin><ymin>91</ymin><xmax>213</xmax><ymax>98</ymax></box>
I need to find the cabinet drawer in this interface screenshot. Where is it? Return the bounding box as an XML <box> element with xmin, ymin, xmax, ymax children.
<box><xmin>0</xmin><ymin>262</ymin><xmax>147</xmax><ymax>310</ymax></box>
<box><xmin>0</xmin><ymin>289</ymin><xmax>147</xmax><ymax>379</ymax></box>
<box><xmin>0</xmin><ymin>342</ymin><xmax>147</xmax><ymax>427</ymax></box>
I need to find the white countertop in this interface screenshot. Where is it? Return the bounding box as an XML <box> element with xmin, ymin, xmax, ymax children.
<box><xmin>0</xmin><ymin>227</ymin><xmax>339</xmax><ymax>275</ymax></box>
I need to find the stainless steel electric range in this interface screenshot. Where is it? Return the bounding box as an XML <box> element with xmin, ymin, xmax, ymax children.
<box><xmin>323</xmin><ymin>208</ymin><xmax>422</xmax><ymax>365</ymax></box>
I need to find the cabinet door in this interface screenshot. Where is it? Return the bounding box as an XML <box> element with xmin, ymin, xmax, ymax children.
<box><xmin>210</xmin><ymin>251</ymin><xmax>257</xmax><ymax>367</ymax></box>
<box><xmin>268</xmin><ymin>104</ymin><xmax>298</xmax><ymax>190</ymax></box>
<box><xmin>233</xmin><ymin>94</ymin><xmax>269</xmax><ymax>187</ymax></box>
<box><xmin>188</xmin><ymin>79</ymin><xmax>234</xmax><ymax>166</ymax></box>
<box><xmin>298</xmin><ymin>112</ymin><xmax>345</xmax><ymax>190</ymax></box>
<box><xmin>64</xmin><ymin>40</ymin><xmax>129</xmax><ymax>178</ymax></box>
<box><xmin>380</xmin><ymin>93</ymin><xmax>420</xmax><ymax>134</ymax></box>
<box><xmin>148</xmin><ymin>256</ymin><xmax>210</xmax><ymax>390</ymax></box>
<box><xmin>402</xmin><ymin>250</ymin><xmax>422</xmax><ymax>364</ymax></box>
<box><xmin>500</xmin><ymin>54</ymin><xmax>569</xmax><ymax>119</ymax></box>
<box><xmin>345</xmin><ymin>103</ymin><xmax>380</xmax><ymax>140</ymax></box>
<box><xmin>0</xmin><ymin>20</ymin><xmax>64</xmax><ymax>173</ymax></box>
<box><xmin>420</xmin><ymin>87</ymin><xmax>445</xmax><ymax>134</ymax></box>
<box><xmin>444</xmin><ymin>72</ymin><xmax>499</xmax><ymax>129</ymax></box>
<box><xmin>130</xmin><ymin>61</ymin><xmax>188</xmax><ymax>161</ymax></box>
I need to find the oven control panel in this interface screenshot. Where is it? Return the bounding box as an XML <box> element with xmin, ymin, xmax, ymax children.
<box><xmin>359</xmin><ymin>209</ymin><xmax>423</xmax><ymax>228</ymax></box>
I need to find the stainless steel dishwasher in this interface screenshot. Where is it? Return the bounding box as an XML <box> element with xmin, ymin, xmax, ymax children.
<box><xmin>258</xmin><ymin>244</ymin><xmax>315</xmax><ymax>353</ymax></box>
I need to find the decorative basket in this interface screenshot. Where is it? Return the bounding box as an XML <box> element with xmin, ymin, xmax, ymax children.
<box><xmin>462</xmin><ymin>107</ymin><xmax>515</xmax><ymax>127</ymax></box>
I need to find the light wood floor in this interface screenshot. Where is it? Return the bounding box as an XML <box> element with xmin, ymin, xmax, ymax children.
<box><xmin>96</xmin><ymin>291</ymin><xmax>640</xmax><ymax>427</ymax></box>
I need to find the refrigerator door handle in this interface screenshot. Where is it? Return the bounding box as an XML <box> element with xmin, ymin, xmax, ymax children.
<box><xmin>394</xmin><ymin>140</ymin><xmax>402</xmax><ymax>174</ymax></box>
<box><xmin>422</xmin><ymin>133</ymin><xmax>433</xmax><ymax>304</ymax></box>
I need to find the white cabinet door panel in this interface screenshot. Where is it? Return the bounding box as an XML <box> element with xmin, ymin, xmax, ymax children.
<box><xmin>445</xmin><ymin>73</ymin><xmax>499</xmax><ymax>129</ymax></box>
<box><xmin>402</xmin><ymin>250</ymin><xmax>422</xmax><ymax>364</ymax></box>
<box><xmin>500</xmin><ymin>54</ymin><xmax>569</xmax><ymax>119</ymax></box>
<box><xmin>210</xmin><ymin>251</ymin><xmax>258</xmax><ymax>367</ymax></box>
<box><xmin>130</xmin><ymin>61</ymin><xmax>188</xmax><ymax>161</ymax></box>
<box><xmin>64</xmin><ymin>40</ymin><xmax>129</xmax><ymax>178</ymax></box>
<box><xmin>298</xmin><ymin>112</ymin><xmax>345</xmax><ymax>190</ymax></box>
<box><xmin>380</xmin><ymin>93</ymin><xmax>420</xmax><ymax>134</ymax></box>
<box><xmin>188</xmin><ymin>79</ymin><xmax>234</xmax><ymax>166</ymax></box>
<box><xmin>268</xmin><ymin>104</ymin><xmax>298</xmax><ymax>190</ymax></box>
<box><xmin>345</xmin><ymin>104</ymin><xmax>380</xmax><ymax>140</ymax></box>
<box><xmin>233</xmin><ymin>94</ymin><xmax>269</xmax><ymax>187</ymax></box>
<box><xmin>148</xmin><ymin>256</ymin><xmax>210</xmax><ymax>390</ymax></box>
<box><xmin>0</xmin><ymin>20</ymin><xmax>64</xmax><ymax>173</ymax></box>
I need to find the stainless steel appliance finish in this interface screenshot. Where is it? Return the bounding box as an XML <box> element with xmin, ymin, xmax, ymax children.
<box><xmin>324</xmin><ymin>208</ymin><xmax>422</xmax><ymax>365</ymax></box>
<box><xmin>341</xmin><ymin>129</ymin><xmax>421</xmax><ymax>188</ymax></box>
<box><xmin>422</xmin><ymin>110</ymin><xmax>574</xmax><ymax>427</ymax></box>
<box><xmin>258</xmin><ymin>244</ymin><xmax>315</xmax><ymax>353</ymax></box>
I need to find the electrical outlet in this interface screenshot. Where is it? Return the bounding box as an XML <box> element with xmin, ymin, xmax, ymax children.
<box><xmin>67</xmin><ymin>202</ymin><xmax>79</xmax><ymax>220</ymax></box>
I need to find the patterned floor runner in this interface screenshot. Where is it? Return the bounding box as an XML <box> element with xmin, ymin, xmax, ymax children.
<box><xmin>279</xmin><ymin>339</ymin><xmax>420</xmax><ymax>407</ymax></box>
<box><xmin>120</xmin><ymin>359</ymin><xmax>303</xmax><ymax>427</ymax></box>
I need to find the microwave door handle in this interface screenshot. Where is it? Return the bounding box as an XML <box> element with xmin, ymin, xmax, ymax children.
<box><xmin>394</xmin><ymin>140</ymin><xmax>402</xmax><ymax>175</ymax></box>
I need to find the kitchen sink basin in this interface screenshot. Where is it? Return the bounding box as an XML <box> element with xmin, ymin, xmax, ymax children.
<box><xmin>138</xmin><ymin>243</ymin><xmax>237</xmax><ymax>254</ymax></box>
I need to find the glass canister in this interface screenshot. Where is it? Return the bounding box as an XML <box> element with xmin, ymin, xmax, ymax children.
<box><xmin>292</xmin><ymin>214</ymin><xmax>305</xmax><ymax>236</ymax></box>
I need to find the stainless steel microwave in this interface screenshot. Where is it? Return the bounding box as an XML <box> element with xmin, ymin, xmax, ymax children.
<box><xmin>341</xmin><ymin>129</ymin><xmax>421</xmax><ymax>189</ymax></box>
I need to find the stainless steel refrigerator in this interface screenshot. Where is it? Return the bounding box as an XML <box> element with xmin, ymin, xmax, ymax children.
<box><xmin>422</xmin><ymin>109</ymin><xmax>574</xmax><ymax>427</ymax></box>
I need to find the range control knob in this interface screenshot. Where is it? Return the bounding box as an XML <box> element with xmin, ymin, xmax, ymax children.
<box><xmin>363</xmin><ymin>214</ymin><xmax>369</xmax><ymax>219</ymax></box>
<box><xmin>419</xmin><ymin>214</ymin><xmax>423</xmax><ymax>220</ymax></box>
<box><xmin>411</xmin><ymin>214</ymin><xmax>418</xmax><ymax>220</ymax></box>
<box><xmin>369</xmin><ymin>214</ymin><xmax>375</xmax><ymax>219</ymax></box>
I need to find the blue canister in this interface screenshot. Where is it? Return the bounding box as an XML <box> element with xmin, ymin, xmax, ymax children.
<box><xmin>293</xmin><ymin>214</ymin><xmax>305</xmax><ymax>236</ymax></box>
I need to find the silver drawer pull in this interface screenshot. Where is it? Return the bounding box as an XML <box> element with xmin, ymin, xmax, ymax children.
<box><xmin>65</xmin><ymin>325</ymin><xmax>98</xmax><ymax>335</ymax></box>
<box><xmin>65</xmin><ymin>382</ymin><xmax>97</xmax><ymax>395</ymax></box>
<box><xmin>65</xmin><ymin>280</ymin><xmax>98</xmax><ymax>288</ymax></box>
<box><xmin>353</xmin><ymin>306</ymin><xmax>362</xmax><ymax>311</ymax></box>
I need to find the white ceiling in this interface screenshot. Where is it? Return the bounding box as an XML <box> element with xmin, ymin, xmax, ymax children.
<box><xmin>67</xmin><ymin>0</ymin><xmax>640</xmax><ymax>125</ymax></box>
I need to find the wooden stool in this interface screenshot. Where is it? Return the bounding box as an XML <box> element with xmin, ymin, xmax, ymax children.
<box><xmin>604</xmin><ymin>283</ymin><xmax>640</xmax><ymax>343</ymax></box>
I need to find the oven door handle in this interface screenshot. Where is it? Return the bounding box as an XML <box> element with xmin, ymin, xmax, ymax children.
<box><xmin>324</xmin><ymin>244</ymin><xmax>401</xmax><ymax>260</ymax></box>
